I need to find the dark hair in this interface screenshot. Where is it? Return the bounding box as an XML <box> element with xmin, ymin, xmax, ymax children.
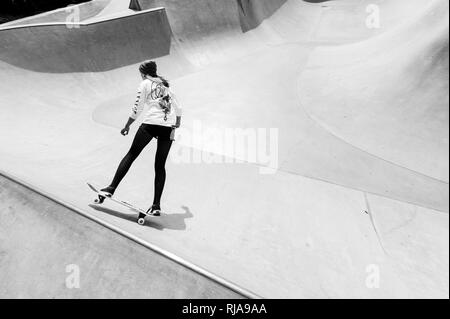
<box><xmin>139</xmin><ymin>60</ymin><xmax>169</xmax><ymax>87</ymax></box>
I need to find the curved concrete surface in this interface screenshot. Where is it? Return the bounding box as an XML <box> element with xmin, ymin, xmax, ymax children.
<box><xmin>94</xmin><ymin>0</ymin><xmax>133</xmax><ymax>16</ymax></box>
<box><xmin>0</xmin><ymin>172</ymin><xmax>249</xmax><ymax>299</ymax></box>
<box><xmin>0</xmin><ymin>0</ymin><xmax>448</xmax><ymax>298</ymax></box>
<box><xmin>83</xmin><ymin>0</ymin><xmax>137</xmax><ymax>22</ymax></box>
<box><xmin>299</xmin><ymin>0</ymin><xmax>449</xmax><ymax>182</ymax></box>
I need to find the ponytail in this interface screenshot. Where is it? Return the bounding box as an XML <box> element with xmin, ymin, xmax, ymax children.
<box><xmin>158</xmin><ymin>76</ymin><xmax>170</xmax><ymax>88</ymax></box>
<box><xmin>139</xmin><ymin>60</ymin><xmax>170</xmax><ymax>87</ymax></box>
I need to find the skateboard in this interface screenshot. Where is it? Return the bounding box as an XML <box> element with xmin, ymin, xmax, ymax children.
<box><xmin>87</xmin><ymin>183</ymin><xmax>157</xmax><ymax>225</ymax></box>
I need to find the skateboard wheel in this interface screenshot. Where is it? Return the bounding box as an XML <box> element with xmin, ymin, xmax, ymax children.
<box><xmin>138</xmin><ymin>218</ymin><xmax>146</xmax><ymax>226</ymax></box>
<box><xmin>96</xmin><ymin>195</ymin><xmax>106</xmax><ymax>204</ymax></box>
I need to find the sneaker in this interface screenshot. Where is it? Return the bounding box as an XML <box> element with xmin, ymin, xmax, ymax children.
<box><xmin>147</xmin><ymin>205</ymin><xmax>161</xmax><ymax>217</ymax></box>
<box><xmin>100</xmin><ymin>186</ymin><xmax>116</xmax><ymax>197</ymax></box>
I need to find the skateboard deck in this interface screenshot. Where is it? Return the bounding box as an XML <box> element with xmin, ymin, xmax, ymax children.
<box><xmin>87</xmin><ymin>183</ymin><xmax>157</xmax><ymax>225</ymax></box>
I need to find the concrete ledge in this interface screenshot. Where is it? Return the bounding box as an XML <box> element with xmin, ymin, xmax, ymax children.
<box><xmin>0</xmin><ymin>8</ymin><xmax>171</xmax><ymax>73</ymax></box>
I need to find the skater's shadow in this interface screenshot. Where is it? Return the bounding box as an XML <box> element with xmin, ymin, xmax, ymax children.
<box><xmin>88</xmin><ymin>204</ymin><xmax>194</xmax><ymax>231</ymax></box>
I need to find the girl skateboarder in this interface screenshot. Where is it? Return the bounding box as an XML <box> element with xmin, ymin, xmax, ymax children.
<box><xmin>100</xmin><ymin>60</ymin><xmax>182</xmax><ymax>217</ymax></box>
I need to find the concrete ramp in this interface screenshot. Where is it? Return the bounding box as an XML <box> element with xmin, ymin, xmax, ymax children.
<box><xmin>299</xmin><ymin>0</ymin><xmax>449</xmax><ymax>182</ymax></box>
<box><xmin>0</xmin><ymin>0</ymin><xmax>448</xmax><ymax>298</ymax></box>
<box><xmin>0</xmin><ymin>172</ymin><xmax>251</xmax><ymax>299</ymax></box>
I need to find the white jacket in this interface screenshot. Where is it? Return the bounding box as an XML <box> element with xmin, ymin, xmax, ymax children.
<box><xmin>130</xmin><ymin>76</ymin><xmax>182</xmax><ymax>127</ymax></box>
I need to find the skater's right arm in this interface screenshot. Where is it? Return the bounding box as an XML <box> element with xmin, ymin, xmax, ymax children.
<box><xmin>121</xmin><ymin>117</ymin><xmax>135</xmax><ymax>136</ymax></box>
<box><xmin>123</xmin><ymin>81</ymin><xmax>148</xmax><ymax>135</ymax></box>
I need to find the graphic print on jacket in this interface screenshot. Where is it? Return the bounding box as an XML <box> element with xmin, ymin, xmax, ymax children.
<box><xmin>150</xmin><ymin>81</ymin><xmax>171</xmax><ymax>122</ymax></box>
<box><xmin>130</xmin><ymin>76</ymin><xmax>182</xmax><ymax>127</ymax></box>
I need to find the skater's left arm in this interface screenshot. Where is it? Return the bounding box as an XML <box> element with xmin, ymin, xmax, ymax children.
<box><xmin>171</xmin><ymin>92</ymin><xmax>183</xmax><ymax>128</ymax></box>
<box><xmin>174</xmin><ymin>116</ymin><xmax>182</xmax><ymax>129</ymax></box>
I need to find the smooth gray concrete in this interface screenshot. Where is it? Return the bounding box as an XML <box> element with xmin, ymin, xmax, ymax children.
<box><xmin>0</xmin><ymin>174</ymin><xmax>246</xmax><ymax>299</ymax></box>
<box><xmin>0</xmin><ymin>0</ymin><xmax>448</xmax><ymax>298</ymax></box>
<box><xmin>0</xmin><ymin>8</ymin><xmax>171</xmax><ymax>73</ymax></box>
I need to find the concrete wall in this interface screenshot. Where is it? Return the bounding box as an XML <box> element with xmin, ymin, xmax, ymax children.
<box><xmin>237</xmin><ymin>0</ymin><xmax>288</xmax><ymax>32</ymax></box>
<box><xmin>0</xmin><ymin>9</ymin><xmax>171</xmax><ymax>73</ymax></box>
<box><xmin>136</xmin><ymin>0</ymin><xmax>287</xmax><ymax>33</ymax></box>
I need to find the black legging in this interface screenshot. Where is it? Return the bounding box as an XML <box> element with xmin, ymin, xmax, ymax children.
<box><xmin>110</xmin><ymin>125</ymin><xmax>173</xmax><ymax>207</ymax></box>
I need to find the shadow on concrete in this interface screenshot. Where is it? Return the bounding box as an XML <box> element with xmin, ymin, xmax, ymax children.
<box><xmin>89</xmin><ymin>204</ymin><xmax>194</xmax><ymax>231</ymax></box>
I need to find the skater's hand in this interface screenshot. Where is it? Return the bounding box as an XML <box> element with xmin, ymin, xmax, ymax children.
<box><xmin>121</xmin><ymin>118</ymin><xmax>135</xmax><ymax>136</ymax></box>
<box><xmin>173</xmin><ymin>116</ymin><xmax>182</xmax><ymax>129</ymax></box>
<box><xmin>121</xmin><ymin>126</ymin><xmax>130</xmax><ymax>136</ymax></box>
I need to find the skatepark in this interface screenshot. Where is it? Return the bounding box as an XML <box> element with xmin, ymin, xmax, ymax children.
<box><xmin>0</xmin><ymin>0</ymin><xmax>448</xmax><ymax>298</ymax></box>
